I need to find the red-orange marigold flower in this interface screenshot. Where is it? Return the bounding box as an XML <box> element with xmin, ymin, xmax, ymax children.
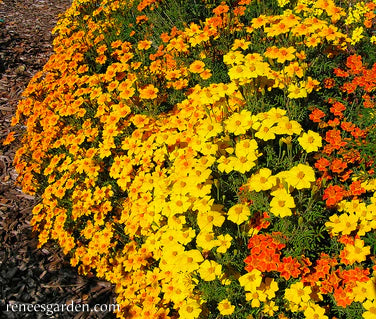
<box><xmin>323</xmin><ymin>185</ymin><xmax>346</xmax><ymax>206</ymax></box>
<box><xmin>309</xmin><ymin>108</ymin><xmax>326</xmax><ymax>123</ymax></box>
<box><xmin>315</xmin><ymin>157</ymin><xmax>330</xmax><ymax>172</ymax></box>
<box><xmin>348</xmin><ymin>180</ymin><xmax>366</xmax><ymax>196</ymax></box>
<box><xmin>330</xmin><ymin>158</ymin><xmax>347</xmax><ymax>174</ymax></box>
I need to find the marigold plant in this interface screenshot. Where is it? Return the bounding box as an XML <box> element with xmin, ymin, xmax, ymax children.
<box><xmin>5</xmin><ymin>0</ymin><xmax>376</xmax><ymax>318</ymax></box>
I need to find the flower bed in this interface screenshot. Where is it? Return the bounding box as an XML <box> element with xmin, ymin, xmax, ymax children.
<box><xmin>4</xmin><ymin>0</ymin><xmax>376</xmax><ymax>318</ymax></box>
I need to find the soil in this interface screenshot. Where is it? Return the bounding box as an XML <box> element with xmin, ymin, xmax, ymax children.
<box><xmin>0</xmin><ymin>1</ymin><xmax>116</xmax><ymax>318</ymax></box>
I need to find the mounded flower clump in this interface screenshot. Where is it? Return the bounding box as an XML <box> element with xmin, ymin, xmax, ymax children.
<box><xmin>5</xmin><ymin>0</ymin><xmax>376</xmax><ymax>318</ymax></box>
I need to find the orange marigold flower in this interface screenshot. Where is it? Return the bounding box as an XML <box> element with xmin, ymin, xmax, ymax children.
<box><xmin>139</xmin><ymin>84</ymin><xmax>159</xmax><ymax>99</ymax></box>
<box><xmin>3</xmin><ymin>131</ymin><xmax>15</xmax><ymax>145</ymax></box>
<box><xmin>309</xmin><ymin>108</ymin><xmax>326</xmax><ymax>123</ymax></box>
<box><xmin>330</xmin><ymin>158</ymin><xmax>347</xmax><ymax>174</ymax></box>
<box><xmin>325</xmin><ymin>129</ymin><xmax>346</xmax><ymax>150</ymax></box>
<box><xmin>323</xmin><ymin>185</ymin><xmax>346</xmax><ymax>207</ymax></box>
<box><xmin>346</xmin><ymin>55</ymin><xmax>363</xmax><ymax>75</ymax></box>
<box><xmin>348</xmin><ymin>180</ymin><xmax>366</xmax><ymax>196</ymax></box>
<box><xmin>333</xmin><ymin>68</ymin><xmax>349</xmax><ymax>77</ymax></box>
<box><xmin>315</xmin><ymin>157</ymin><xmax>330</xmax><ymax>172</ymax></box>
<box><xmin>136</xmin><ymin>15</ymin><xmax>148</xmax><ymax>24</ymax></box>
<box><xmin>278</xmin><ymin>256</ymin><xmax>301</xmax><ymax>280</ymax></box>
<box><xmin>323</xmin><ymin>78</ymin><xmax>335</xmax><ymax>88</ymax></box>
<box><xmin>137</xmin><ymin>40</ymin><xmax>152</xmax><ymax>50</ymax></box>
<box><xmin>330</xmin><ymin>101</ymin><xmax>346</xmax><ymax>117</ymax></box>
<box><xmin>213</xmin><ymin>2</ymin><xmax>229</xmax><ymax>15</ymax></box>
<box><xmin>189</xmin><ymin>60</ymin><xmax>205</xmax><ymax>74</ymax></box>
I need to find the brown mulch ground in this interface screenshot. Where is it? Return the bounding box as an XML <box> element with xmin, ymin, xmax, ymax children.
<box><xmin>0</xmin><ymin>1</ymin><xmax>116</xmax><ymax>318</ymax></box>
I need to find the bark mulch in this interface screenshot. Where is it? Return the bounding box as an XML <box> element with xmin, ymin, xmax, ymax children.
<box><xmin>0</xmin><ymin>1</ymin><xmax>116</xmax><ymax>318</ymax></box>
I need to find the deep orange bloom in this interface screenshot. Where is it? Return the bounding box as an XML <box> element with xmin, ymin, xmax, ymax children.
<box><xmin>213</xmin><ymin>2</ymin><xmax>229</xmax><ymax>15</ymax></box>
<box><xmin>330</xmin><ymin>101</ymin><xmax>346</xmax><ymax>117</ymax></box>
<box><xmin>325</xmin><ymin>129</ymin><xmax>346</xmax><ymax>150</ymax></box>
<box><xmin>348</xmin><ymin>180</ymin><xmax>366</xmax><ymax>196</ymax></box>
<box><xmin>333</xmin><ymin>68</ymin><xmax>349</xmax><ymax>77</ymax></box>
<box><xmin>323</xmin><ymin>78</ymin><xmax>335</xmax><ymax>88</ymax></box>
<box><xmin>309</xmin><ymin>108</ymin><xmax>326</xmax><ymax>123</ymax></box>
<box><xmin>330</xmin><ymin>158</ymin><xmax>347</xmax><ymax>174</ymax></box>
<box><xmin>346</xmin><ymin>55</ymin><xmax>363</xmax><ymax>75</ymax></box>
<box><xmin>315</xmin><ymin>157</ymin><xmax>330</xmax><ymax>172</ymax></box>
<box><xmin>340</xmin><ymin>121</ymin><xmax>355</xmax><ymax>132</ymax></box>
<box><xmin>323</xmin><ymin>185</ymin><xmax>346</xmax><ymax>206</ymax></box>
<box><xmin>278</xmin><ymin>256</ymin><xmax>301</xmax><ymax>280</ymax></box>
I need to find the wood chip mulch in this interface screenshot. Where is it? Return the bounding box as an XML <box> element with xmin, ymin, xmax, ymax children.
<box><xmin>0</xmin><ymin>1</ymin><xmax>116</xmax><ymax>318</ymax></box>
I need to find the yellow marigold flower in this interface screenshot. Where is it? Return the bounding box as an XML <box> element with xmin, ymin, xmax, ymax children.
<box><xmin>189</xmin><ymin>60</ymin><xmax>206</xmax><ymax>73</ymax></box>
<box><xmin>285</xmin><ymin>281</ymin><xmax>312</xmax><ymax>305</ymax></box>
<box><xmin>352</xmin><ymin>278</ymin><xmax>376</xmax><ymax>303</ymax></box>
<box><xmin>298</xmin><ymin>130</ymin><xmax>322</xmax><ymax>153</ymax></box>
<box><xmin>180</xmin><ymin>249</ymin><xmax>204</xmax><ymax>272</ymax></box>
<box><xmin>218</xmin><ymin>299</ymin><xmax>235</xmax><ymax>315</ymax></box>
<box><xmin>267</xmin><ymin>107</ymin><xmax>287</xmax><ymax>124</ymax></box>
<box><xmin>362</xmin><ymin>300</ymin><xmax>376</xmax><ymax>319</ymax></box>
<box><xmin>261</xmin><ymin>277</ymin><xmax>279</xmax><ymax>299</ymax></box>
<box><xmin>286</xmin><ymin>164</ymin><xmax>315</xmax><ymax>189</ymax></box>
<box><xmin>200</xmin><ymin>69</ymin><xmax>212</xmax><ymax>80</ymax></box>
<box><xmin>223</xmin><ymin>50</ymin><xmax>245</xmax><ymax>65</ymax></box>
<box><xmin>233</xmin><ymin>155</ymin><xmax>258</xmax><ymax>173</ymax></box>
<box><xmin>247</xmin><ymin>168</ymin><xmax>276</xmax><ymax>192</ymax></box>
<box><xmin>287</xmin><ymin>83</ymin><xmax>307</xmax><ymax>99</ymax></box>
<box><xmin>343</xmin><ymin>238</ymin><xmax>370</xmax><ymax>264</ymax></box>
<box><xmin>262</xmin><ymin>301</ymin><xmax>278</xmax><ymax>316</ymax></box>
<box><xmin>196</xmin><ymin>231</ymin><xmax>219</xmax><ymax>251</ymax></box>
<box><xmin>239</xmin><ymin>269</ymin><xmax>263</xmax><ymax>292</ymax></box>
<box><xmin>118</xmin><ymin>83</ymin><xmax>135</xmax><ymax>100</ymax></box>
<box><xmin>179</xmin><ymin>299</ymin><xmax>201</xmax><ymax>319</ymax></box>
<box><xmin>252</xmin><ymin>15</ymin><xmax>268</xmax><ymax>29</ymax></box>
<box><xmin>275</xmin><ymin>118</ymin><xmax>302</xmax><ymax>135</ymax></box>
<box><xmin>217</xmin><ymin>234</ymin><xmax>232</xmax><ymax>253</ymax></box>
<box><xmin>225</xmin><ymin>110</ymin><xmax>255</xmax><ymax>135</ymax></box>
<box><xmin>303</xmin><ymin>304</ymin><xmax>328</xmax><ymax>319</ymax></box>
<box><xmin>283</xmin><ymin>61</ymin><xmax>304</xmax><ymax>78</ymax></box>
<box><xmin>139</xmin><ymin>84</ymin><xmax>158</xmax><ymax>99</ymax></box>
<box><xmin>232</xmin><ymin>39</ymin><xmax>251</xmax><ymax>50</ymax></box>
<box><xmin>351</xmin><ymin>26</ymin><xmax>364</xmax><ymax>45</ymax></box>
<box><xmin>235</xmin><ymin>138</ymin><xmax>258</xmax><ymax>158</ymax></box>
<box><xmin>197</xmin><ymin>209</ymin><xmax>225</xmax><ymax>231</ymax></box>
<box><xmin>196</xmin><ymin>118</ymin><xmax>223</xmax><ymax>140</ymax></box>
<box><xmin>245</xmin><ymin>289</ymin><xmax>267</xmax><ymax>307</ymax></box>
<box><xmin>270</xmin><ymin>188</ymin><xmax>295</xmax><ymax>217</ymax></box>
<box><xmin>255</xmin><ymin>120</ymin><xmax>277</xmax><ymax>141</ymax></box>
<box><xmin>275</xmin><ymin>46</ymin><xmax>296</xmax><ymax>64</ymax></box>
<box><xmin>227</xmin><ymin>204</ymin><xmax>251</xmax><ymax>225</ymax></box>
<box><xmin>199</xmin><ymin>259</ymin><xmax>222</xmax><ymax>281</ymax></box>
<box><xmin>325</xmin><ymin>213</ymin><xmax>358</xmax><ymax>236</ymax></box>
<box><xmin>277</xmin><ymin>0</ymin><xmax>290</xmax><ymax>7</ymax></box>
<box><xmin>217</xmin><ymin>155</ymin><xmax>236</xmax><ymax>173</ymax></box>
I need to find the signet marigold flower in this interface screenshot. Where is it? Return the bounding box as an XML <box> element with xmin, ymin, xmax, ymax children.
<box><xmin>217</xmin><ymin>299</ymin><xmax>235</xmax><ymax>315</ymax></box>
<box><xmin>139</xmin><ymin>84</ymin><xmax>159</xmax><ymax>99</ymax></box>
<box><xmin>286</xmin><ymin>164</ymin><xmax>316</xmax><ymax>190</ymax></box>
<box><xmin>227</xmin><ymin>203</ymin><xmax>251</xmax><ymax>225</ymax></box>
<box><xmin>189</xmin><ymin>60</ymin><xmax>206</xmax><ymax>74</ymax></box>
<box><xmin>199</xmin><ymin>259</ymin><xmax>222</xmax><ymax>281</ymax></box>
<box><xmin>247</xmin><ymin>168</ymin><xmax>276</xmax><ymax>192</ymax></box>
<box><xmin>298</xmin><ymin>130</ymin><xmax>322</xmax><ymax>153</ymax></box>
<box><xmin>270</xmin><ymin>188</ymin><xmax>295</xmax><ymax>217</ymax></box>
